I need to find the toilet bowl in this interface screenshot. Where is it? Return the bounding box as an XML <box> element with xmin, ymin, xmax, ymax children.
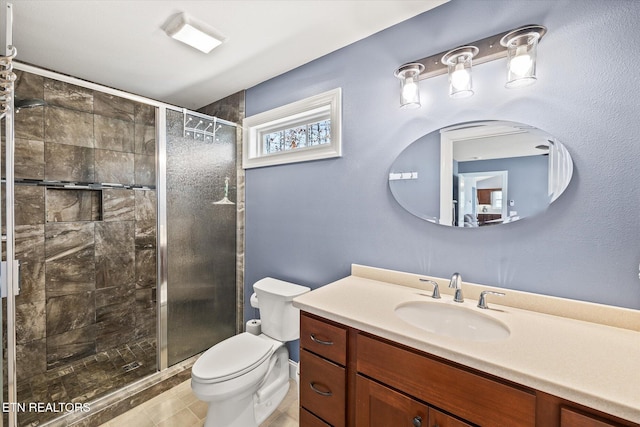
<box><xmin>191</xmin><ymin>278</ymin><xmax>310</xmax><ymax>427</ymax></box>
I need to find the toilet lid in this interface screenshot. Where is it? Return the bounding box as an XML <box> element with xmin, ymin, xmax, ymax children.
<box><xmin>192</xmin><ymin>333</ymin><xmax>274</xmax><ymax>383</ymax></box>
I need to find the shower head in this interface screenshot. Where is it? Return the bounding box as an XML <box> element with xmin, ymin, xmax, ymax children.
<box><xmin>15</xmin><ymin>98</ymin><xmax>46</xmax><ymax>112</ymax></box>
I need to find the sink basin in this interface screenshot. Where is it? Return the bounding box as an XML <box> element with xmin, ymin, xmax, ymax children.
<box><xmin>394</xmin><ymin>301</ymin><xmax>510</xmax><ymax>341</ymax></box>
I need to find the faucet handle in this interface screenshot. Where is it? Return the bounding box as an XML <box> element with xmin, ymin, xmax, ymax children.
<box><xmin>419</xmin><ymin>279</ymin><xmax>441</xmax><ymax>299</ymax></box>
<box><xmin>477</xmin><ymin>290</ymin><xmax>505</xmax><ymax>309</ymax></box>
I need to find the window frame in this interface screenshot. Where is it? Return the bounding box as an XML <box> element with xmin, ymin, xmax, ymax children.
<box><xmin>242</xmin><ymin>88</ymin><xmax>342</xmax><ymax>169</ymax></box>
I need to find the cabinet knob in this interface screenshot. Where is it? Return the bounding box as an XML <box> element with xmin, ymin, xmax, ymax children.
<box><xmin>412</xmin><ymin>416</ymin><xmax>422</xmax><ymax>427</ymax></box>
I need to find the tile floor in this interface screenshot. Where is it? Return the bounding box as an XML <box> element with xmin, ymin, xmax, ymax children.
<box><xmin>98</xmin><ymin>379</ymin><xmax>299</xmax><ymax>427</ymax></box>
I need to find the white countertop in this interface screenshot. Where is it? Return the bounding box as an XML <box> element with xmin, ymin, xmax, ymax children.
<box><xmin>293</xmin><ymin>268</ymin><xmax>640</xmax><ymax>423</ymax></box>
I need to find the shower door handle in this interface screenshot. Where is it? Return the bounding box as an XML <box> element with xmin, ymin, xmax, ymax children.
<box><xmin>0</xmin><ymin>259</ymin><xmax>20</xmax><ymax>298</ymax></box>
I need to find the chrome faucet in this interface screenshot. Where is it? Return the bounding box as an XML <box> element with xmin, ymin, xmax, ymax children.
<box><xmin>448</xmin><ymin>272</ymin><xmax>463</xmax><ymax>303</ymax></box>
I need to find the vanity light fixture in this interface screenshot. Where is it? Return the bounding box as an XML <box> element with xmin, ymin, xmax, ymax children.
<box><xmin>394</xmin><ymin>63</ymin><xmax>424</xmax><ymax>108</ymax></box>
<box><xmin>500</xmin><ymin>25</ymin><xmax>547</xmax><ymax>88</ymax></box>
<box><xmin>394</xmin><ymin>24</ymin><xmax>547</xmax><ymax>107</ymax></box>
<box><xmin>442</xmin><ymin>46</ymin><xmax>478</xmax><ymax>98</ymax></box>
<box><xmin>165</xmin><ymin>12</ymin><xmax>226</xmax><ymax>54</ymax></box>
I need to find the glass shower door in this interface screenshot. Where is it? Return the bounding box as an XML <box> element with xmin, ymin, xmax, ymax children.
<box><xmin>165</xmin><ymin>110</ymin><xmax>237</xmax><ymax>365</ymax></box>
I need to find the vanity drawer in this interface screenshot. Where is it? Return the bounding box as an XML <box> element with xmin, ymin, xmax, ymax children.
<box><xmin>300</xmin><ymin>349</ymin><xmax>346</xmax><ymax>427</ymax></box>
<box><xmin>300</xmin><ymin>408</ymin><xmax>332</xmax><ymax>427</ymax></box>
<box><xmin>301</xmin><ymin>312</ymin><xmax>347</xmax><ymax>365</ymax></box>
<box><xmin>356</xmin><ymin>333</ymin><xmax>536</xmax><ymax>427</ymax></box>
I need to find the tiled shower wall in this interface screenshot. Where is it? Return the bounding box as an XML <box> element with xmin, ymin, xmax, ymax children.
<box><xmin>12</xmin><ymin>70</ymin><xmax>157</xmax><ymax>379</ymax></box>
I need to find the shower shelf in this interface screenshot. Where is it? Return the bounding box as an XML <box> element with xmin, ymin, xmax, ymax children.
<box><xmin>5</xmin><ymin>178</ymin><xmax>156</xmax><ymax>190</ymax></box>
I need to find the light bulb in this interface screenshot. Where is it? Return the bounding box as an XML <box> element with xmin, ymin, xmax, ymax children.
<box><xmin>509</xmin><ymin>45</ymin><xmax>532</xmax><ymax>76</ymax></box>
<box><xmin>402</xmin><ymin>79</ymin><xmax>418</xmax><ymax>100</ymax></box>
<box><xmin>450</xmin><ymin>63</ymin><xmax>471</xmax><ymax>90</ymax></box>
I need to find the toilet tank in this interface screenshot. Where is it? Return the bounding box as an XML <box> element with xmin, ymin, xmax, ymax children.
<box><xmin>253</xmin><ymin>278</ymin><xmax>310</xmax><ymax>341</ymax></box>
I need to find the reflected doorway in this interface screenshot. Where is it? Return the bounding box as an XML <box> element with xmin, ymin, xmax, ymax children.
<box><xmin>458</xmin><ymin>171</ymin><xmax>508</xmax><ymax>227</ymax></box>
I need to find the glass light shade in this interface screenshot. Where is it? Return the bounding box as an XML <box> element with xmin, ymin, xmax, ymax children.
<box><xmin>501</xmin><ymin>26</ymin><xmax>546</xmax><ymax>88</ymax></box>
<box><xmin>394</xmin><ymin>63</ymin><xmax>424</xmax><ymax>109</ymax></box>
<box><xmin>442</xmin><ymin>46</ymin><xmax>478</xmax><ymax>99</ymax></box>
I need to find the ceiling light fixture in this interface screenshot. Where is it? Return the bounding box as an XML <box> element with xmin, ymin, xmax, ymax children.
<box><xmin>165</xmin><ymin>13</ymin><xmax>225</xmax><ymax>54</ymax></box>
<box><xmin>393</xmin><ymin>24</ymin><xmax>547</xmax><ymax>107</ymax></box>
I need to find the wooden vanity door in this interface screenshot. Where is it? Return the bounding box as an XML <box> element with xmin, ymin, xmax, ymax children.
<box><xmin>356</xmin><ymin>375</ymin><xmax>428</xmax><ymax>427</ymax></box>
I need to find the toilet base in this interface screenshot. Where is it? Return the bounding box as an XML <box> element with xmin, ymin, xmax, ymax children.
<box><xmin>200</xmin><ymin>346</ymin><xmax>291</xmax><ymax>427</ymax></box>
<box><xmin>254</xmin><ymin>376</ymin><xmax>289</xmax><ymax>425</ymax></box>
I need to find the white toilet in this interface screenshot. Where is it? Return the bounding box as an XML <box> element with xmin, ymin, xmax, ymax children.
<box><xmin>191</xmin><ymin>277</ymin><xmax>310</xmax><ymax>427</ymax></box>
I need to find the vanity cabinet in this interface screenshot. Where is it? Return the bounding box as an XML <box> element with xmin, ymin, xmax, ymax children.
<box><xmin>300</xmin><ymin>313</ymin><xmax>348</xmax><ymax>426</ymax></box>
<box><xmin>356</xmin><ymin>375</ymin><xmax>471</xmax><ymax>427</ymax></box>
<box><xmin>299</xmin><ymin>312</ymin><xmax>639</xmax><ymax>427</ymax></box>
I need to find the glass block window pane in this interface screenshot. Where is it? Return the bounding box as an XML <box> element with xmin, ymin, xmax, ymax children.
<box><xmin>263</xmin><ymin>131</ymin><xmax>284</xmax><ymax>154</ymax></box>
<box><xmin>261</xmin><ymin>119</ymin><xmax>331</xmax><ymax>155</ymax></box>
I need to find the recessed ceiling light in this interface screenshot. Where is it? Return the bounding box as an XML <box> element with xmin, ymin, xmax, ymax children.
<box><xmin>165</xmin><ymin>13</ymin><xmax>225</xmax><ymax>54</ymax></box>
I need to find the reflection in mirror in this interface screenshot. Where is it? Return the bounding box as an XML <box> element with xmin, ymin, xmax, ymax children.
<box><xmin>389</xmin><ymin>120</ymin><xmax>573</xmax><ymax>227</ymax></box>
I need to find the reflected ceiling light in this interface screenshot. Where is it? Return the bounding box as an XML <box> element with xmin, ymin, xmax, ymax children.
<box><xmin>500</xmin><ymin>25</ymin><xmax>547</xmax><ymax>88</ymax></box>
<box><xmin>442</xmin><ymin>46</ymin><xmax>479</xmax><ymax>98</ymax></box>
<box><xmin>165</xmin><ymin>13</ymin><xmax>226</xmax><ymax>54</ymax></box>
<box><xmin>394</xmin><ymin>63</ymin><xmax>425</xmax><ymax>109</ymax></box>
<box><xmin>394</xmin><ymin>24</ymin><xmax>547</xmax><ymax>107</ymax></box>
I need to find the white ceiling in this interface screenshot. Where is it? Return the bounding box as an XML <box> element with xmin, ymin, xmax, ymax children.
<box><xmin>11</xmin><ymin>0</ymin><xmax>447</xmax><ymax>110</ymax></box>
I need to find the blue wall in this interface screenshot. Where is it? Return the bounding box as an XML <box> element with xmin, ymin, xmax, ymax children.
<box><xmin>244</xmin><ymin>0</ymin><xmax>640</xmax><ymax>340</ymax></box>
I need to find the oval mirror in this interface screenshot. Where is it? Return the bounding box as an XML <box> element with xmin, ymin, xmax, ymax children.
<box><xmin>389</xmin><ymin>120</ymin><xmax>573</xmax><ymax>227</ymax></box>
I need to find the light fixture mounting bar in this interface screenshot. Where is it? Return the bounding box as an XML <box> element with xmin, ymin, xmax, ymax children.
<box><xmin>406</xmin><ymin>25</ymin><xmax>546</xmax><ymax>81</ymax></box>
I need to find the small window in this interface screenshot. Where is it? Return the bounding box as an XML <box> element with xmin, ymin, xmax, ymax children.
<box><xmin>243</xmin><ymin>88</ymin><xmax>342</xmax><ymax>168</ymax></box>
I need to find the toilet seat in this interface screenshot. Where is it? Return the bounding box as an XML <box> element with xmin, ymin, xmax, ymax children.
<box><xmin>192</xmin><ymin>333</ymin><xmax>274</xmax><ymax>384</ymax></box>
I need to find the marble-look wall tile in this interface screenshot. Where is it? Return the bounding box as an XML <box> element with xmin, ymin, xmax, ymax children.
<box><xmin>134</xmin><ymin>103</ymin><xmax>156</xmax><ymax>125</ymax></box>
<box><xmin>94</xmin><ymin>92</ymin><xmax>135</xmax><ymax>122</ymax></box>
<box><xmin>15</xmin><ymin>138</ymin><xmax>45</xmax><ymax>180</ymax></box>
<box><xmin>96</xmin><ymin>300</ymin><xmax>135</xmax><ymax>352</ymax></box>
<box><xmin>135</xmin><ymin>287</ymin><xmax>156</xmax><ymax>341</ymax></box>
<box><xmin>16</xmin><ymin>300</ymin><xmax>46</xmax><ymax>343</ymax></box>
<box><xmin>46</xmin><ymin>246</ymin><xmax>96</xmax><ymax>296</ymax></box>
<box><xmin>197</xmin><ymin>90</ymin><xmax>245</xmax><ymax>124</ymax></box>
<box><xmin>134</xmin><ymin>154</ymin><xmax>155</xmax><ymax>186</ymax></box>
<box><xmin>96</xmin><ymin>284</ymin><xmax>135</xmax><ymax>308</ymax></box>
<box><xmin>46</xmin><ymin>292</ymin><xmax>95</xmax><ymax>336</ymax></box>
<box><xmin>15</xmin><ymin>70</ymin><xmax>44</xmax><ymax>100</ymax></box>
<box><xmin>45</xmin><ymin>142</ymin><xmax>95</xmax><ymax>182</ymax></box>
<box><xmin>94</xmin><ymin>116</ymin><xmax>135</xmax><ymax>152</ymax></box>
<box><xmin>135</xmin><ymin>248</ymin><xmax>156</xmax><ymax>289</ymax></box>
<box><xmin>134</xmin><ymin>123</ymin><xmax>155</xmax><ymax>155</ymax></box>
<box><xmin>15</xmin><ymin>106</ymin><xmax>44</xmax><ymax>140</ymax></box>
<box><xmin>46</xmin><ymin>324</ymin><xmax>97</xmax><ymax>368</ymax></box>
<box><xmin>134</xmin><ymin>190</ymin><xmax>156</xmax><ymax>249</ymax></box>
<box><xmin>45</xmin><ymin>221</ymin><xmax>95</xmax><ymax>260</ymax></box>
<box><xmin>95</xmin><ymin>221</ymin><xmax>135</xmax><ymax>257</ymax></box>
<box><xmin>95</xmin><ymin>149</ymin><xmax>134</xmax><ymax>185</ymax></box>
<box><xmin>15</xmin><ymin>224</ymin><xmax>46</xmax><ymax>303</ymax></box>
<box><xmin>45</xmin><ymin>107</ymin><xmax>94</xmax><ymax>147</ymax></box>
<box><xmin>45</xmin><ymin>222</ymin><xmax>95</xmax><ymax>296</ymax></box>
<box><xmin>96</xmin><ymin>251</ymin><xmax>135</xmax><ymax>289</ymax></box>
<box><xmin>44</xmin><ymin>78</ymin><xmax>94</xmax><ymax>112</ymax></box>
<box><xmin>16</xmin><ymin>338</ymin><xmax>47</xmax><ymax>381</ymax></box>
<box><xmin>46</xmin><ymin>188</ymin><xmax>101</xmax><ymax>222</ymax></box>
<box><xmin>103</xmin><ymin>188</ymin><xmax>135</xmax><ymax>221</ymax></box>
<box><xmin>15</xmin><ymin>185</ymin><xmax>45</xmax><ymax>225</ymax></box>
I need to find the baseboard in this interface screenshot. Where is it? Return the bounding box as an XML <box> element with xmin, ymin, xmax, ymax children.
<box><xmin>288</xmin><ymin>359</ymin><xmax>298</xmax><ymax>380</ymax></box>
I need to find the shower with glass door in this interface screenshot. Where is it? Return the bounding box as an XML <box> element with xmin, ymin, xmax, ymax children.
<box><xmin>0</xmin><ymin>6</ymin><xmax>239</xmax><ymax>422</ymax></box>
